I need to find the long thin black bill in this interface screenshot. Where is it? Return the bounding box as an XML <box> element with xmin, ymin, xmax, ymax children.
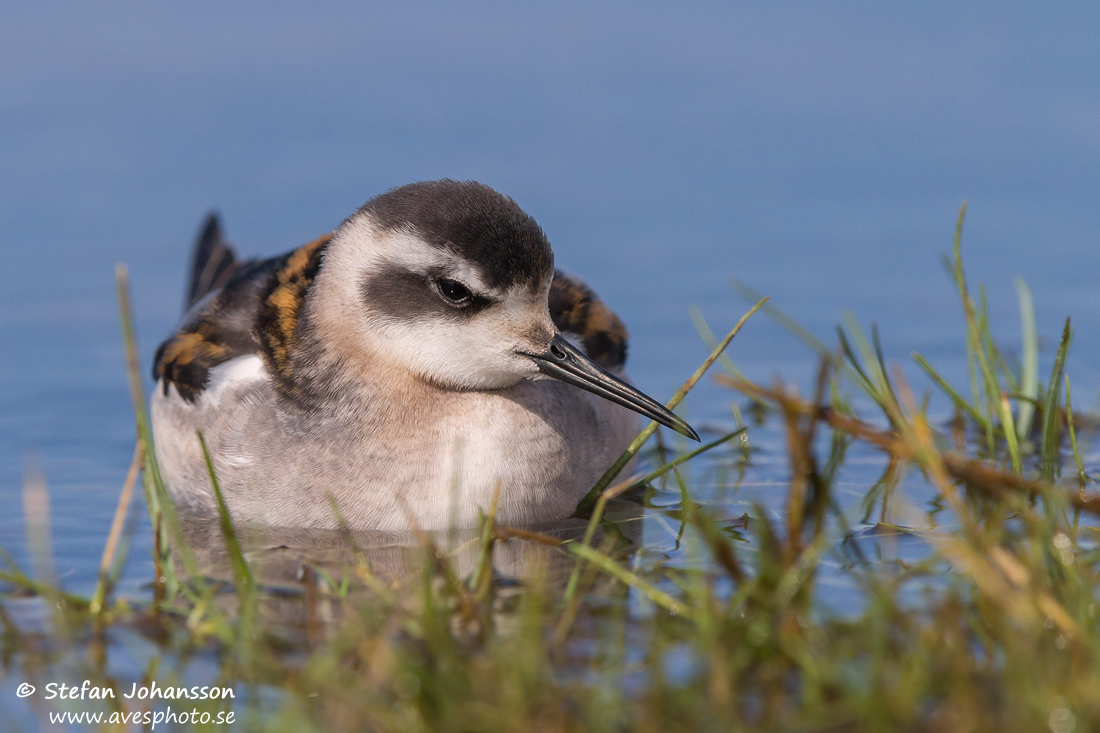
<box><xmin>526</xmin><ymin>334</ymin><xmax>700</xmax><ymax>442</ymax></box>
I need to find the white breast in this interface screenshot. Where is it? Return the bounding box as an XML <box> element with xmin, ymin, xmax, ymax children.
<box><xmin>151</xmin><ymin>355</ymin><xmax>641</xmax><ymax>530</ymax></box>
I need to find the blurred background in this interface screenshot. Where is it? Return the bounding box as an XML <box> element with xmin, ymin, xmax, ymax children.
<box><xmin>3</xmin><ymin>2</ymin><xmax>1100</xmax><ymax>589</ymax></box>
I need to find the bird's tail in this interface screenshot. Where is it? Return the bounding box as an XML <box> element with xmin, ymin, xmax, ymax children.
<box><xmin>184</xmin><ymin>213</ymin><xmax>242</xmax><ymax>313</ymax></box>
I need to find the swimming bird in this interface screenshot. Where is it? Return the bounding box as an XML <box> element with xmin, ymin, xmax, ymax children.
<box><xmin>151</xmin><ymin>180</ymin><xmax>697</xmax><ymax>530</ymax></box>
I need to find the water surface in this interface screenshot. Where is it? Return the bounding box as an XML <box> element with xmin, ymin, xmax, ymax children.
<box><xmin>3</xmin><ymin>0</ymin><xmax>1100</xmax><ymax>642</ymax></box>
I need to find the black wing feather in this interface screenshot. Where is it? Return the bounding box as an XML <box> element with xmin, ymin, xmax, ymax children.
<box><xmin>185</xmin><ymin>213</ymin><xmax>244</xmax><ymax>313</ymax></box>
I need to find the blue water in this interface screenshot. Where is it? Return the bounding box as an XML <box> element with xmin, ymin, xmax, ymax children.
<box><xmin>3</xmin><ymin>2</ymin><xmax>1100</xmax><ymax>602</ymax></box>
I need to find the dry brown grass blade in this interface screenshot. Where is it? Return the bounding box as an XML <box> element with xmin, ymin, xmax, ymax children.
<box><xmin>99</xmin><ymin>443</ymin><xmax>142</xmax><ymax>580</ymax></box>
<box><xmin>91</xmin><ymin>441</ymin><xmax>143</xmax><ymax>616</ymax></box>
<box><xmin>493</xmin><ymin>526</ymin><xmax>565</xmax><ymax>547</ymax></box>
<box><xmin>777</xmin><ymin>383</ymin><xmax>818</xmax><ymax>562</ymax></box>
<box><xmin>22</xmin><ymin>462</ymin><xmax>56</xmax><ymax>590</ymax></box>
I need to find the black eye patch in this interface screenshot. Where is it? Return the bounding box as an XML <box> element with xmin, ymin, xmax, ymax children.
<box><xmin>360</xmin><ymin>267</ymin><xmax>492</xmax><ymax>321</ymax></box>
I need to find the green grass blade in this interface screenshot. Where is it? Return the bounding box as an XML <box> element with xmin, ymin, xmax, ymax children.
<box><xmin>912</xmin><ymin>353</ymin><xmax>989</xmax><ymax>431</ymax></box>
<box><xmin>947</xmin><ymin>201</ymin><xmax>1000</xmax><ymax>451</ymax></box>
<box><xmin>998</xmin><ymin>392</ymin><xmax>1022</xmax><ymax>474</ymax></box>
<box><xmin>197</xmin><ymin>431</ymin><xmax>253</xmax><ymax>592</ymax></box>
<box><xmin>634</xmin><ymin>428</ymin><xmax>746</xmax><ymax>487</ymax></box>
<box><xmin>567</xmin><ymin>543</ymin><xmax>693</xmax><ymax>620</ymax></box>
<box><xmin>117</xmin><ymin>264</ymin><xmax>207</xmax><ymax>606</ymax></box>
<box><xmin>1015</xmin><ymin>277</ymin><xmax>1039</xmax><ymax>439</ymax></box>
<box><xmin>1040</xmin><ymin>318</ymin><xmax>1073</xmax><ymax>480</ymax></box>
<box><xmin>576</xmin><ymin>297</ymin><xmax>767</xmax><ymax>513</ymax></box>
<box><xmin>689</xmin><ymin>307</ymin><xmax>744</xmax><ymax>378</ymax></box>
<box><xmin>836</xmin><ymin>326</ymin><xmax>877</xmax><ymax>399</ymax></box>
<box><xmin>871</xmin><ymin>323</ymin><xmax>900</xmax><ymax>412</ymax></box>
<box><xmin>1064</xmin><ymin>374</ymin><xmax>1087</xmax><ymax>491</ymax></box>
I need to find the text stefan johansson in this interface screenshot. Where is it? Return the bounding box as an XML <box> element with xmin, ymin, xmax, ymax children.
<box><xmin>43</xmin><ymin>680</ymin><xmax>235</xmax><ymax>701</ymax></box>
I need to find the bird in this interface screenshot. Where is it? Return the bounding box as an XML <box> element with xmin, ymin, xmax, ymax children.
<box><xmin>151</xmin><ymin>180</ymin><xmax>698</xmax><ymax>531</ymax></box>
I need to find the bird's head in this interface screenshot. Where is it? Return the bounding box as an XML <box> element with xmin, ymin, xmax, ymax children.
<box><xmin>310</xmin><ymin>180</ymin><xmax>697</xmax><ymax>440</ymax></box>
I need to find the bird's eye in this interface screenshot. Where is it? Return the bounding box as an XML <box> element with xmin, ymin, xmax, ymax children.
<box><xmin>437</xmin><ymin>278</ymin><xmax>473</xmax><ymax>306</ymax></box>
